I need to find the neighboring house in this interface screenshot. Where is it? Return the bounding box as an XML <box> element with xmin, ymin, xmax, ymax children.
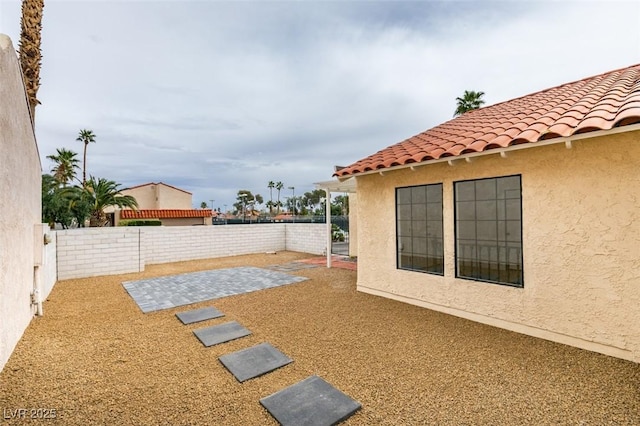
<box><xmin>120</xmin><ymin>209</ymin><xmax>213</xmax><ymax>227</ymax></box>
<box><xmin>107</xmin><ymin>182</ymin><xmax>213</xmax><ymax>226</ymax></box>
<box><xmin>334</xmin><ymin>64</ymin><xmax>640</xmax><ymax>363</ymax></box>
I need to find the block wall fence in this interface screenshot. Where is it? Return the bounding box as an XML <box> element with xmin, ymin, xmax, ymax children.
<box><xmin>55</xmin><ymin>224</ymin><xmax>328</xmax><ymax>280</ymax></box>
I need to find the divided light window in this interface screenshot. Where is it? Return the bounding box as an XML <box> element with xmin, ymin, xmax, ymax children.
<box><xmin>454</xmin><ymin>175</ymin><xmax>523</xmax><ymax>287</ymax></box>
<box><xmin>396</xmin><ymin>184</ymin><xmax>444</xmax><ymax>275</ymax></box>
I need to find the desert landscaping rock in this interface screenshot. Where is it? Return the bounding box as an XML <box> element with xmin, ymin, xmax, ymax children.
<box><xmin>0</xmin><ymin>251</ymin><xmax>638</xmax><ymax>425</ymax></box>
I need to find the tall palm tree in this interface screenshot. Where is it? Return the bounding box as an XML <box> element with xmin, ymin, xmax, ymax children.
<box><xmin>275</xmin><ymin>181</ymin><xmax>284</xmax><ymax>214</ymax></box>
<box><xmin>454</xmin><ymin>90</ymin><xmax>485</xmax><ymax>116</ymax></box>
<box><xmin>76</xmin><ymin>129</ymin><xmax>96</xmax><ymax>187</ymax></box>
<box><xmin>84</xmin><ymin>176</ymin><xmax>138</xmax><ymax>227</ymax></box>
<box><xmin>267</xmin><ymin>181</ymin><xmax>275</xmax><ymax>215</ymax></box>
<box><xmin>18</xmin><ymin>0</ymin><xmax>44</xmax><ymax>124</ymax></box>
<box><xmin>46</xmin><ymin>148</ymin><xmax>79</xmax><ymax>186</ymax></box>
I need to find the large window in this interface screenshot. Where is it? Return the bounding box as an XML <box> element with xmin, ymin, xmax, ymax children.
<box><xmin>396</xmin><ymin>184</ymin><xmax>444</xmax><ymax>275</ymax></box>
<box><xmin>455</xmin><ymin>175</ymin><xmax>523</xmax><ymax>287</ymax></box>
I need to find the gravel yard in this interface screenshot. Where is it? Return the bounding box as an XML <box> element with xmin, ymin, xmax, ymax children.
<box><xmin>1</xmin><ymin>251</ymin><xmax>638</xmax><ymax>425</ymax></box>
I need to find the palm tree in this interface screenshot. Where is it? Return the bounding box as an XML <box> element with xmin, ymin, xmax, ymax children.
<box><xmin>275</xmin><ymin>181</ymin><xmax>284</xmax><ymax>214</ymax></box>
<box><xmin>46</xmin><ymin>148</ymin><xmax>79</xmax><ymax>186</ymax></box>
<box><xmin>267</xmin><ymin>181</ymin><xmax>275</xmax><ymax>215</ymax></box>
<box><xmin>454</xmin><ymin>90</ymin><xmax>485</xmax><ymax>116</ymax></box>
<box><xmin>18</xmin><ymin>0</ymin><xmax>44</xmax><ymax>124</ymax></box>
<box><xmin>84</xmin><ymin>176</ymin><xmax>138</xmax><ymax>227</ymax></box>
<box><xmin>76</xmin><ymin>129</ymin><xmax>96</xmax><ymax>187</ymax></box>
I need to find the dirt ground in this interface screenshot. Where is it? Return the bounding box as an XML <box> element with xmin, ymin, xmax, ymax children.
<box><xmin>1</xmin><ymin>251</ymin><xmax>638</xmax><ymax>425</ymax></box>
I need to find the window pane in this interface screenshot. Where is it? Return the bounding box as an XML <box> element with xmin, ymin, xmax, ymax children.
<box><xmin>399</xmin><ymin>236</ymin><xmax>412</xmax><ymax>253</ymax></box>
<box><xmin>456</xmin><ymin>181</ymin><xmax>475</xmax><ymax>201</ymax></box>
<box><xmin>412</xmin><ymin>255</ymin><xmax>427</xmax><ymax>271</ymax></box>
<box><xmin>397</xmin><ymin>187</ymin><xmax>411</xmax><ymax>204</ymax></box>
<box><xmin>497</xmin><ymin>176</ymin><xmax>521</xmax><ymax>199</ymax></box>
<box><xmin>398</xmin><ymin>204</ymin><xmax>411</xmax><ymax>221</ymax></box>
<box><xmin>476</xmin><ymin>200</ymin><xmax>497</xmax><ymax>220</ymax></box>
<box><xmin>457</xmin><ymin>220</ymin><xmax>476</xmax><ymax>240</ymax></box>
<box><xmin>426</xmin><ymin>202</ymin><xmax>443</xmax><ymax>220</ymax></box>
<box><xmin>506</xmin><ymin>221</ymin><xmax>521</xmax><ymax>242</ymax></box>
<box><xmin>476</xmin><ymin>179</ymin><xmax>496</xmax><ymax>200</ymax></box>
<box><xmin>397</xmin><ymin>220</ymin><xmax>411</xmax><ymax>237</ymax></box>
<box><xmin>412</xmin><ymin>237</ymin><xmax>427</xmax><ymax>255</ymax></box>
<box><xmin>427</xmin><ymin>220</ymin><xmax>443</xmax><ymax>238</ymax></box>
<box><xmin>411</xmin><ymin>186</ymin><xmax>426</xmax><ymax>204</ymax></box>
<box><xmin>426</xmin><ymin>184</ymin><xmax>442</xmax><ymax>202</ymax></box>
<box><xmin>477</xmin><ymin>221</ymin><xmax>498</xmax><ymax>241</ymax></box>
<box><xmin>506</xmin><ymin>199</ymin><xmax>521</xmax><ymax>220</ymax></box>
<box><xmin>456</xmin><ymin>201</ymin><xmax>476</xmax><ymax>221</ymax></box>
<box><xmin>412</xmin><ymin>219</ymin><xmax>427</xmax><ymax>236</ymax></box>
<box><xmin>411</xmin><ymin>203</ymin><xmax>426</xmax><ymax>220</ymax></box>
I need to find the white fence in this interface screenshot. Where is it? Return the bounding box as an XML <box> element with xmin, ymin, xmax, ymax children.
<box><xmin>55</xmin><ymin>223</ymin><xmax>327</xmax><ymax>280</ymax></box>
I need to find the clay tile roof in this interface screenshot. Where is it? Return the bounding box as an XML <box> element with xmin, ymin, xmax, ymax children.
<box><xmin>120</xmin><ymin>209</ymin><xmax>213</xmax><ymax>219</ymax></box>
<box><xmin>334</xmin><ymin>64</ymin><xmax>640</xmax><ymax>178</ymax></box>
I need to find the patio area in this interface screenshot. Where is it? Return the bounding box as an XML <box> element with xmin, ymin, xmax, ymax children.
<box><xmin>0</xmin><ymin>251</ymin><xmax>638</xmax><ymax>425</ymax></box>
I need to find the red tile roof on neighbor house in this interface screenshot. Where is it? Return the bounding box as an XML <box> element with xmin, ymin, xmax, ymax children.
<box><xmin>120</xmin><ymin>209</ymin><xmax>213</xmax><ymax>219</ymax></box>
<box><xmin>334</xmin><ymin>64</ymin><xmax>640</xmax><ymax>178</ymax></box>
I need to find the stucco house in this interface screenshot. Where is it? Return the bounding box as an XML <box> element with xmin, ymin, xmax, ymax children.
<box><xmin>108</xmin><ymin>182</ymin><xmax>213</xmax><ymax>226</ymax></box>
<box><xmin>334</xmin><ymin>64</ymin><xmax>640</xmax><ymax>363</ymax></box>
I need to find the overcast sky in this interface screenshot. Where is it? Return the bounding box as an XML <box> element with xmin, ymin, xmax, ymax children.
<box><xmin>1</xmin><ymin>0</ymin><xmax>639</xmax><ymax>210</ymax></box>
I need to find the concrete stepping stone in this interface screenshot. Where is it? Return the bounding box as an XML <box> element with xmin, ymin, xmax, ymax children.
<box><xmin>219</xmin><ymin>342</ymin><xmax>293</xmax><ymax>382</ymax></box>
<box><xmin>193</xmin><ymin>321</ymin><xmax>251</xmax><ymax>347</ymax></box>
<box><xmin>260</xmin><ymin>375</ymin><xmax>361</xmax><ymax>426</ymax></box>
<box><xmin>176</xmin><ymin>306</ymin><xmax>224</xmax><ymax>324</ymax></box>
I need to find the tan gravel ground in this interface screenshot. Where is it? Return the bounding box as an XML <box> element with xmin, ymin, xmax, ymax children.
<box><xmin>1</xmin><ymin>251</ymin><xmax>639</xmax><ymax>425</ymax></box>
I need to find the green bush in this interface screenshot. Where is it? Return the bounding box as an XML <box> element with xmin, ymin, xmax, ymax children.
<box><xmin>331</xmin><ymin>223</ymin><xmax>345</xmax><ymax>242</ymax></box>
<box><xmin>119</xmin><ymin>219</ymin><xmax>162</xmax><ymax>226</ymax></box>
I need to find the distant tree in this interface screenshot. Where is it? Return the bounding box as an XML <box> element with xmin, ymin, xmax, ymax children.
<box><xmin>46</xmin><ymin>148</ymin><xmax>79</xmax><ymax>186</ymax></box>
<box><xmin>454</xmin><ymin>90</ymin><xmax>485</xmax><ymax>116</ymax></box>
<box><xmin>76</xmin><ymin>129</ymin><xmax>97</xmax><ymax>187</ymax></box>
<box><xmin>302</xmin><ymin>189</ymin><xmax>325</xmax><ymax>215</ymax></box>
<box><xmin>267</xmin><ymin>181</ymin><xmax>275</xmax><ymax>215</ymax></box>
<box><xmin>42</xmin><ymin>174</ymin><xmax>74</xmax><ymax>228</ymax></box>
<box><xmin>85</xmin><ymin>176</ymin><xmax>138</xmax><ymax>227</ymax></box>
<box><xmin>333</xmin><ymin>195</ymin><xmax>349</xmax><ymax>216</ymax></box>
<box><xmin>19</xmin><ymin>0</ymin><xmax>44</xmax><ymax>123</ymax></box>
<box><xmin>275</xmin><ymin>181</ymin><xmax>284</xmax><ymax>214</ymax></box>
<box><xmin>200</xmin><ymin>201</ymin><xmax>207</xmax><ymax>209</ymax></box>
<box><xmin>233</xmin><ymin>190</ymin><xmax>260</xmax><ymax>220</ymax></box>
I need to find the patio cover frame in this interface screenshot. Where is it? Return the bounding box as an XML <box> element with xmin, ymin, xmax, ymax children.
<box><xmin>314</xmin><ymin>177</ymin><xmax>357</xmax><ymax>268</ymax></box>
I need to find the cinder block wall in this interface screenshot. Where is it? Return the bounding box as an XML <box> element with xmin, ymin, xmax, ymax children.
<box><xmin>56</xmin><ymin>228</ymin><xmax>143</xmax><ymax>280</ymax></box>
<box><xmin>141</xmin><ymin>224</ymin><xmax>287</xmax><ymax>264</ymax></box>
<box><xmin>285</xmin><ymin>223</ymin><xmax>327</xmax><ymax>255</ymax></box>
<box><xmin>56</xmin><ymin>224</ymin><xmax>327</xmax><ymax>280</ymax></box>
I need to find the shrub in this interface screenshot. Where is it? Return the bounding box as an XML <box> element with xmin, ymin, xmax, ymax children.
<box><xmin>331</xmin><ymin>223</ymin><xmax>345</xmax><ymax>242</ymax></box>
<box><xmin>119</xmin><ymin>219</ymin><xmax>162</xmax><ymax>226</ymax></box>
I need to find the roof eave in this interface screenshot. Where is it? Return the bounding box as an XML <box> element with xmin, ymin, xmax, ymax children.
<box><xmin>341</xmin><ymin>123</ymin><xmax>640</xmax><ymax>179</ymax></box>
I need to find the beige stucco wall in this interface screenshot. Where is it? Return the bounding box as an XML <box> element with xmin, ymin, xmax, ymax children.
<box><xmin>355</xmin><ymin>131</ymin><xmax>640</xmax><ymax>363</ymax></box>
<box><xmin>121</xmin><ymin>183</ymin><xmax>192</xmax><ymax>210</ymax></box>
<box><xmin>0</xmin><ymin>35</ymin><xmax>43</xmax><ymax>371</ymax></box>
